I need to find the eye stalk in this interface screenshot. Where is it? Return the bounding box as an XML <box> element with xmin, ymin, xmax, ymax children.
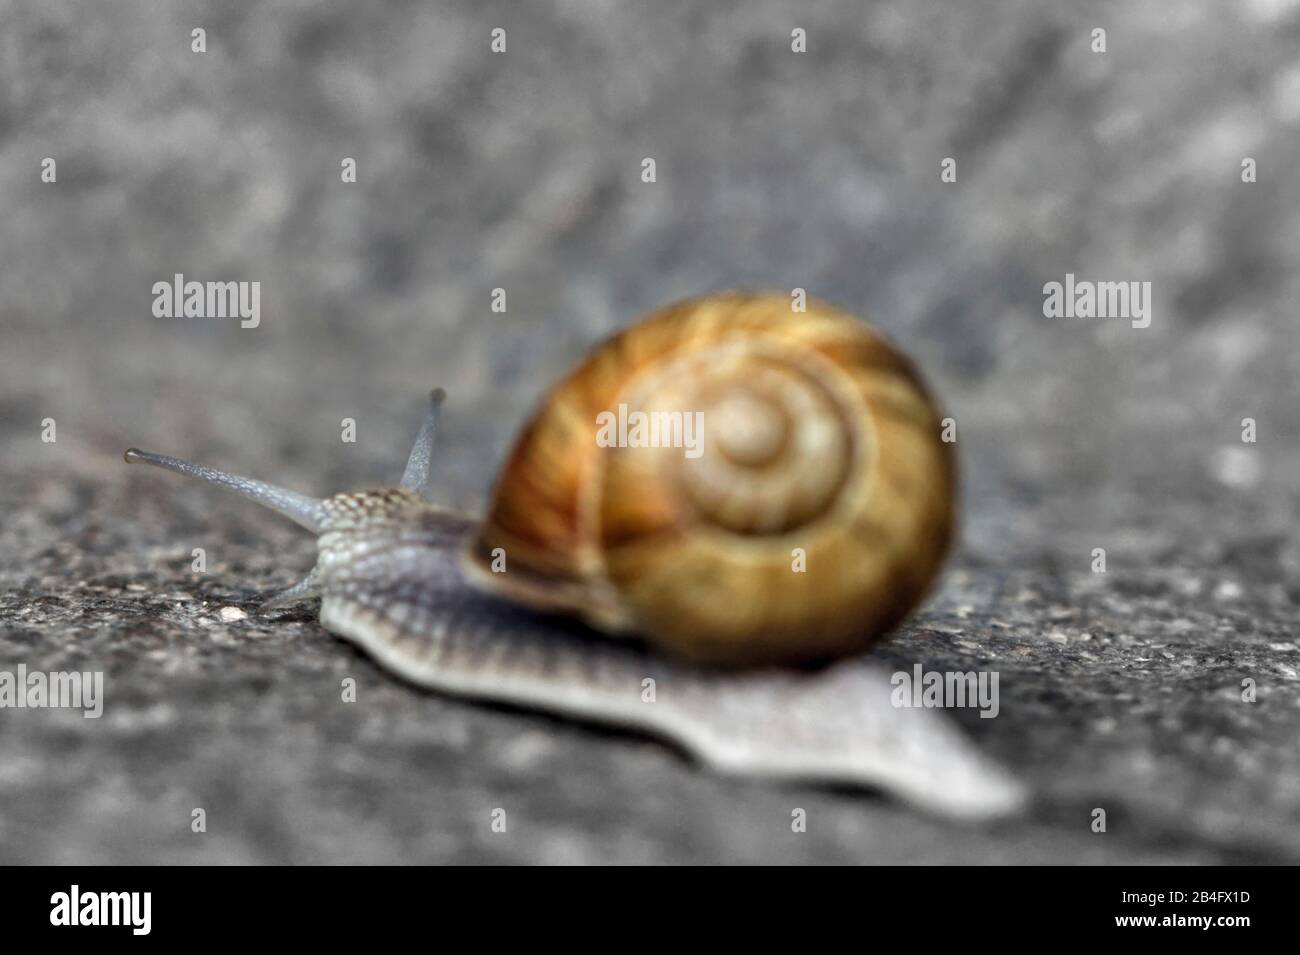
<box><xmin>122</xmin><ymin>447</ymin><xmax>327</xmax><ymax>532</ymax></box>
<box><xmin>122</xmin><ymin>388</ymin><xmax>448</xmax><ymax>530</ymax></box>
<box><xmin>399</xmin><ymin>387</ymin><xmax>446</xmax><ymax>501</ymax></box>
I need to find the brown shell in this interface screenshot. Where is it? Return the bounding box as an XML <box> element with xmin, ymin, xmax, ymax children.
<box><xmin>465</xmin><ymin>291</ymin><xmax>956</xmax><ymax>667</ymax></box>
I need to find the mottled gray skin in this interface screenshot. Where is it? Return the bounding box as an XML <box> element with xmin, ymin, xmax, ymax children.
<box><xmin>313</xmin><ymin>498</ymin><xmax>1024</xmax><ymax>820</ymax></box>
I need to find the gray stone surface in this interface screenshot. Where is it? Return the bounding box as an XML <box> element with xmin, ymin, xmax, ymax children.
<box><xmin>2</xmin><ymin>0</ymin><xmax>1299</xmax><ymax>863</ymax></box>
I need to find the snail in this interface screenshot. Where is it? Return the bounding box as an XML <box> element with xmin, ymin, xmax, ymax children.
<box><xmin>124</xmin><ymin>291</ymin><xmax>1023</xmax><ymax>818</ymax></box>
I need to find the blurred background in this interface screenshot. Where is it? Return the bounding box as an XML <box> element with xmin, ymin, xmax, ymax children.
<box><xmin>1</xmin><ymin>0</ymin><xmax>1298</xmax><ymax>863</ymax></box>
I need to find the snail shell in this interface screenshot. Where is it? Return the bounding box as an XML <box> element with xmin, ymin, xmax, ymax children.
<box><xmin>467</xmin><ymin>291</ymin><xmax>955</xmax><ymax>666</ymax></box>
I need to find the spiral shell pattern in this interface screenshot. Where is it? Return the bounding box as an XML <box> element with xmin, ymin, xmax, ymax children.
<box><xmin>468</xmin><ymin>291</ymin><xmax>955</xmax><ymax>667</ymax></box>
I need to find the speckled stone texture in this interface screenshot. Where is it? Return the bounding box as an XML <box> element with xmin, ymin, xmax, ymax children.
<box><xmin>2</xmin><ymin>1</ymin><xmax>1299</xmax><ymax>863</ymax></box>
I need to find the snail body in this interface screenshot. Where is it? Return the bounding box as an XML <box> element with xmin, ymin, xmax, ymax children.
<box><xmin>122</xmin><ymin>292</ymin><xmax>1018</xmax><ymax>818</ymax></box>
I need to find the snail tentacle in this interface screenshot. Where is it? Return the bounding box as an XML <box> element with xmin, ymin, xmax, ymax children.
<box><xmin>123</xmin><ymin>447</ymin><xmax>327</xmax><ymax>532</ymax></box>
<box><xmin>398</xmin><ymin>387</ymin><xmax>446</xmax><ymax>501</ymax></box>
<box><xmin>260</xmin><ymin>568</ymin><xmax>322</xmax><ymax>610</ymax></box>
